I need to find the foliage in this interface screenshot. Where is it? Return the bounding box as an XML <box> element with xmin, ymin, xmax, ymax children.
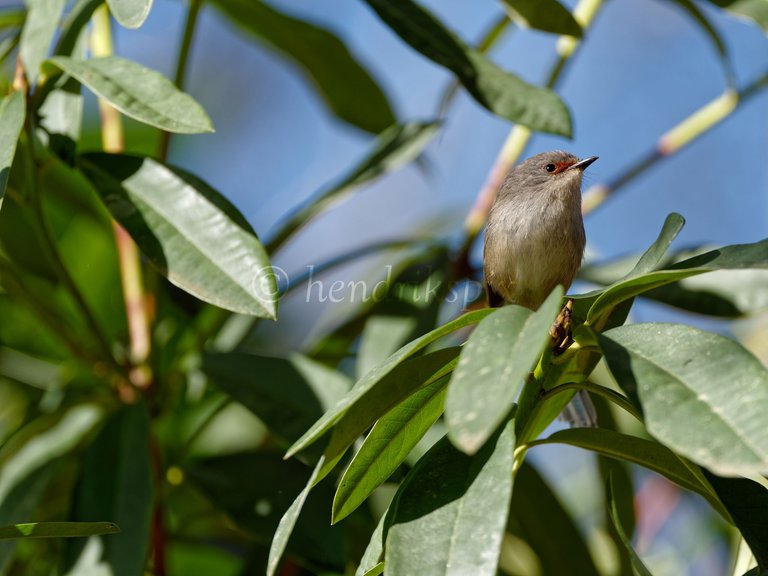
<box><xmin>0</xmin><ymin>1</ymin><xmax>766</xmax><ymax>576</ymax></box>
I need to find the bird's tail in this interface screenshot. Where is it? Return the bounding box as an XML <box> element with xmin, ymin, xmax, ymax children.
<box><xmin>559</xmin><ymin>390</ymin><xmax>598</xmax><ymax>428</ymax></box>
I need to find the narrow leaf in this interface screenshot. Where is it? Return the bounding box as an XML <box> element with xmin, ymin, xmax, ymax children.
<box><xmin>607</xmin><ymin>477</ymin><xmax>654</xmax><ymax>576</ymax></box>
<box><xmin>267</xmin><ymin>457</ymin><xmax>324</xmax><ymax>576</ymax></box>
<box><xmin>446</xmin><ymin>286</ymin><xmax>563</xmax><ymax>454</ymax></box>
<box><xmin>268</xmin><ymin>122</ymin><xmax>440</xmax><ymax>251</ymax></box>
<box><xmin>625</xmin><ymin>213</ymin><xmax>686</xmax><ymax>278</ymax></box>
<box><xmin>363</xmin><ymin>0</ymin><xmax>572</xmax><ymax>135</ymax></box>
<box><xmin>362</xmin><ymin>563</ymin><xmax>385</xmax><ymax>576</ymax></box>
<box><xmin>531</xmin><ymin>428</ymin><xmax>727</xmax><ymax>517</ymax></box>
<box><xmin>285</xmin><ymin>308</ymin><xmax>493</xmax><ymax>458</ymax></box>
<box><xmin>501</xmin><ymin>0</ymin><xmax>582</xmax><ymax>37</ymax></box>
<box><xmin>0</xmin><ymin>522</ymin><xmax>119</xmax><ymax>540</ymax></box>
<box><xmin>586</xmin><ymin>236</ymin><xmax>768</xmax><ymax>323</ymax></box>
<box><xmin>43</xmin><ymin>56</ymin><xmax>213</xmax><ymax>133</ymax></box>
<box><xmin>20</xmin><ymin>0</ymin><xmax>66</xmax><ymax>83</ymax></box>
<box><xmin>333</xmin><ymin>375</ymin><xmax>447</xmax><ymax>523</ymax></box>
<box><xmin>107</xmin><ymin>0</ymin><xmax>153</xmax><ymax>29</ymax></box>
<box><xmin>601</xmin><ymin>323</ymin><xmax>768</xmax><ymax>476</ymax></box>
<box><xmin>79</xmin><ymin>153</ymin><xmax>277</xmax><ymax>318</ymax></box>
<box><xmin>385</xmin><ymin>421</ymin><xmax>515</xmax><ymax>576</ymax></box>
<box><xmin>356</xmin><ymin>515</ymin><xmax>386</xmax><ymax>576</ymax></box>
<box><xmin>0</xmin><ymin>91</ymin><xmax>25</xmax><ymax>211</ymax></box>
<box><xmin>210</xmin><ymin>0</ymin><xmax>395</xmax><ymax>133</ymax></box>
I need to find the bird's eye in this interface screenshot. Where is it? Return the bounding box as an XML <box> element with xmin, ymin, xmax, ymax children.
<box><xmin>545</xmin><ymin>163</ymin><xmax>556</xmax><ymax>173</ymax></box>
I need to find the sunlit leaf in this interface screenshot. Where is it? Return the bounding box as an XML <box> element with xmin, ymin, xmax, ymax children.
<box><xmin>0</xmin><ymin>92</ymin><xmax>25</xmax><ymax>211</ymax></box>
<box><xmin>446</xmin><ymin>287</ymin><xmax>563</xmax><ymax>454</ymax></box>
<box><xmin>107</xmin><ymin>0</ymin><xmax>153</xmax><ymax>29</ymax></box>
<box><xmin>385</xmin><ymin>421</ymin><xmax>514</xmax><ymax>576</ymax></box>
<box><xmin>601</xmin><ymin>323</ymin><xmax>768</xmax><ymax>476</ymax></box>
<box><xmin>20</xmin><ymin>0</ymin><xmax>66</xmax><ymax>83</ymax></box>
<box><xmin>363</xmin><ymin>0</ymin><xmax>572</xmax><ymax>135</ymax></box>
<box><xmin>43</xmin><ymin>56</ymin><xmax>213</xmax><ymax>133</ymax></box>
<box><xmin>0</xmin><ymin>522</ymin><xmax>119</xmax><ymax>540</ymax></box>
<box><xmin>210</xmin><ymin>0</ymin><xmax>395</xmax><ymax>133</ymax></box>
<box><xmin>501</xmin><ymin>0</ymin><xmax>582</xmax><ymax>37</ymax></box>
<box><xmin>285</xmin><ymin>308</ymin><xmax>493</xmax><ymax>458</ymax></box>
<box><xmin>333</xmin><ymin>375</ymin><xmax>447</xmax><ymax>523</ymax></box>
<box><xmin>79</xmin><ymin>153</ymin><xmax>278</xmax><ymax>318</ymax></box>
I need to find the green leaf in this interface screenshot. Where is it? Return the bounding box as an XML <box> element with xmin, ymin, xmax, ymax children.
<box><xmin>43</xmin><ymin>56</ymin><xmax>213</xmax><ymax>133</ymax></box>
<box><xmin>624</xmin><ymin>213</ymin><xmax>687</xmax><ymax>278</ymax></box>
<box><xmin>20</xmin><ymin>0</ymin><xmax>66</xmax><ymax>84</ymax></box>
<box><xmin>703</xmin><ymin>471</ymin><xmax>768</xmax><ymax>569</ymax></box>
<box><xmin>0</xmin><ymin>521</ymin><xmax>119</xmax><ymax>539</ymax></box>
<box><xmin>356</xmin><ymin>515</ymin><xmax>386</xmax><ymax>576</ymax></box>
<box><xmin>705</xmin><ymin>0</ymin><xmax>768</xmax><ymax>33</ymax></box>
<box><xmin>586</xmin><ymin>236</ymin><xmax>768</xmax><ymax>323</ymax></box>
<box><xmin>607</xmin><ymin>477</ymin><xmax>654</xmax><ymax>576</ymax></box>
<box><xmin>362</xmin><ymin>563</ymin><xmax>385</xmax><ymax>576</ymax></box>
<box><xmin>320</xmin><ymin>348</ymin><xmax>459</xmax><ymax>481</ymax></box>
<box><xmin>285</xmin><ymin>308</ymin><xmax>493</xmax><ymax>458</ymax></box>
<box><xmin>267</xmin><ymin>122</ymin><xmax>440</xmax><ymax>251</ymax></box>
<box><xmin>332</xmin><ymin>375</ymin><xmax>447</xmax><ymax>523</ymax></box>
<box><xmin>601</xmin><ymin>323</ymin><xmax>768</xmax><ymax>476</ymax></box>
<box><xmin>0</xmin><ymin>92</ymin><xmax>25</xmax><ymax>211</ymax></box>
<box><xmin>78</xmin><ymin>153</ymin><xmax>278</xmax><ymax>318</ymax></box>
<box><xmin>446</xmin><ymin>286</ymin><xmax>563</xmax><ymax>454</ymax></box>
<box><xmin>202</xmin><ymin>352</ymin><xmax>350</xmax><ymax>444</ymax></box>
<box><xmin>363</xmin><ymin>0</ymin><xmax>572</xmax><ymax>135</ymax></box>
<box><xmin>509</xmin><ymin>462</ymin><xmax>601</xmax><ymax>576</ymax></box>
<box><xmin>210</xmin><ymin>0</ymin><xmax>395</xmax><ymax>134</ymax></box>
<box><xmin>501</xmin><ymin>0</ymin><xmax>582</xmax><ymax>37</ymax></box>
<box><xmin>267</xmin><ymin>457</ymin><xmax>324</xmax><ymax>576</ymax></box>
<box><xmin>0</xmin><ymin>9</ymin><xmax>25</xmax><ymax>30</ymax></box>
<box><xmin>384</xmin><ymin>421</ymin><xmax>515</xmax><ymax>576</ymax></box>
<box><xmin>107</xmin><ymin>0</ymin><xmax>153</xmax><ymax>29</ymax></box>
<box><xmin>65</xmin><ymin>403</ymin><xmax>153</xmax><ymax>576</ymax></box>
<box><xmin>530</xmin><ymin>428</ymin><xmax>727</xmax><ymax>517</ymax></box>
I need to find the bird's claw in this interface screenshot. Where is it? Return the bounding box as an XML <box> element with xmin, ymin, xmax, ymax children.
<box><xmin>550</xmin><ymin>299</ymin><xmax>574</xmax><ymax>355</ymax></box>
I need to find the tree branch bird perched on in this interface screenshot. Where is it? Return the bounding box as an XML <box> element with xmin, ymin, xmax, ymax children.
<box><xmin>483</xmin><ymin>150</ymin><xmax>598</xmax><ymax>427</ymax></box>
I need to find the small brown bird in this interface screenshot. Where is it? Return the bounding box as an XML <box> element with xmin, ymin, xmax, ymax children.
<box><xmin>483</xmin><ymin>150</ymin><xmax>597</xmax><ymax>310</ymax></box>
<box><xmin>483</xmin><ymin>150</ymin><xmax>598</xmax><ymax>427</ymax></box>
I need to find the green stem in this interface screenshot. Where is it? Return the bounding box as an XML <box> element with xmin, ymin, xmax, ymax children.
<box><xmin>159</xmin><ymin>0</ymin><xmax>202</xmax><ymax>161</ymax></box>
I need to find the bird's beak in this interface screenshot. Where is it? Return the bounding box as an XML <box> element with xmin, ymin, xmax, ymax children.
<box><xmin>568</xmin><ymin>156</ymin><xmax>598</xmax><ymax>171</ymax></box>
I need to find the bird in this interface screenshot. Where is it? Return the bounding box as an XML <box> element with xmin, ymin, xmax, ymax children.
<box><xmin>483</xmin><ymin>150</ymin><xmax>598</xmax><ymax>427</ymax></box>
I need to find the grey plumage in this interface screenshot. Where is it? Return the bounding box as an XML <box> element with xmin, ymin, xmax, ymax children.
<box><xmin>483</xmin><ymin>151</ymin><xmax>598</xmax><ymax>427</ymax></box>
<box><xmin>484</xmin><ymin>150</ymin><xmax>592</xmax><ymax>310</ymax></box>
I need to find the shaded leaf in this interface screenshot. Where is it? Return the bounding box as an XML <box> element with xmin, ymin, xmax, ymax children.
<box><xmin>385</xmin><ymin>421</ymin><xmax>514</xmax><ymax>576</ymax></box>
<box><xmin>267</xmin><ymin>122</ymin><xmax>439</xmax><ymax>251</ymax></box>
<box><xmin>607</xmin><ymin>477</ymin><xmax>654</xmax><ymax>576</ymax></box>
<box><xmin>107</xmin><ymin>0</ymin><xmax>153</xmax><ymax>29</ymax></box>
<box><xmin>703</xmin><ymin>471</ymin><xmax>768</xmax><ymax>569</ymax></box>
<box><xmin>509</xmin><ymin>461</ymin><xmax>601</xmax><ymax>576</ymax></box>
<box><xmin>601</xmin><ymin>323</ymin><xmax>768</xmax><ymax>476</ymax></box>
<box><xmin>210</xmin><ymin>0</ymin><xmax>395</xmax><ymax>133</ymax></box>
<box><xmin>43</xmin><ymin>56</ymin><xmax>213</xmax><ymax>133</ymax></box>
<box><xmin>446</xmin><ymin>287</ymin><xmax>563</xmax><ymax>454</ymax></box>
<box><xmin>65</xmin><ymin>403</ymin><xmax>153</xmax><ymax>576</ymax></box>
<box><xmin>79</xmin><ymin>153</ymin><xmax>277</xmax><ymax>318</ymax></box>
<box><xmin>0</xmin><ymin>92</ymin><xmax>25</xmax><ymax>211</ymax></box>
<box><xmin>0</xmin><ymin>521</ymin><xmax>119</xmax><ymax>539</ymax></box>
<box><xmin>202</xmin><ymin>352</ymin><xmax>350</xmax><ymax>444</ymax></box>
<box><xmin>20</xmin><ymin>0</ymin><xmax>66</xmax><ymax>84</ymax></box>
<box><xmin>363</xmin><ymin>0</ymin><xmax>572</xmax><ymax>135</ymax></box>
<box><xmin>285</xmin><ymin>308</ymin><xmax>493</xmax><ymax>458</ymax></box>
<box><xmin>356</xmin><ymin>514</ymin><xmax>385</xmax><ymax>576</ymax></box>
<box><xmin>333</xmin><ymin>374</ymin><xmax>447</xmax><ymax>523</ymax></box>
<box><xmin>501</xmin><ymin>0</ymin><xmax>582</xmax><ymax>37</ymax></box>
<box><xmin>530</xmin><ymin>428</ymin><xmax>727</xmax><ymax>516</ymax></box>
